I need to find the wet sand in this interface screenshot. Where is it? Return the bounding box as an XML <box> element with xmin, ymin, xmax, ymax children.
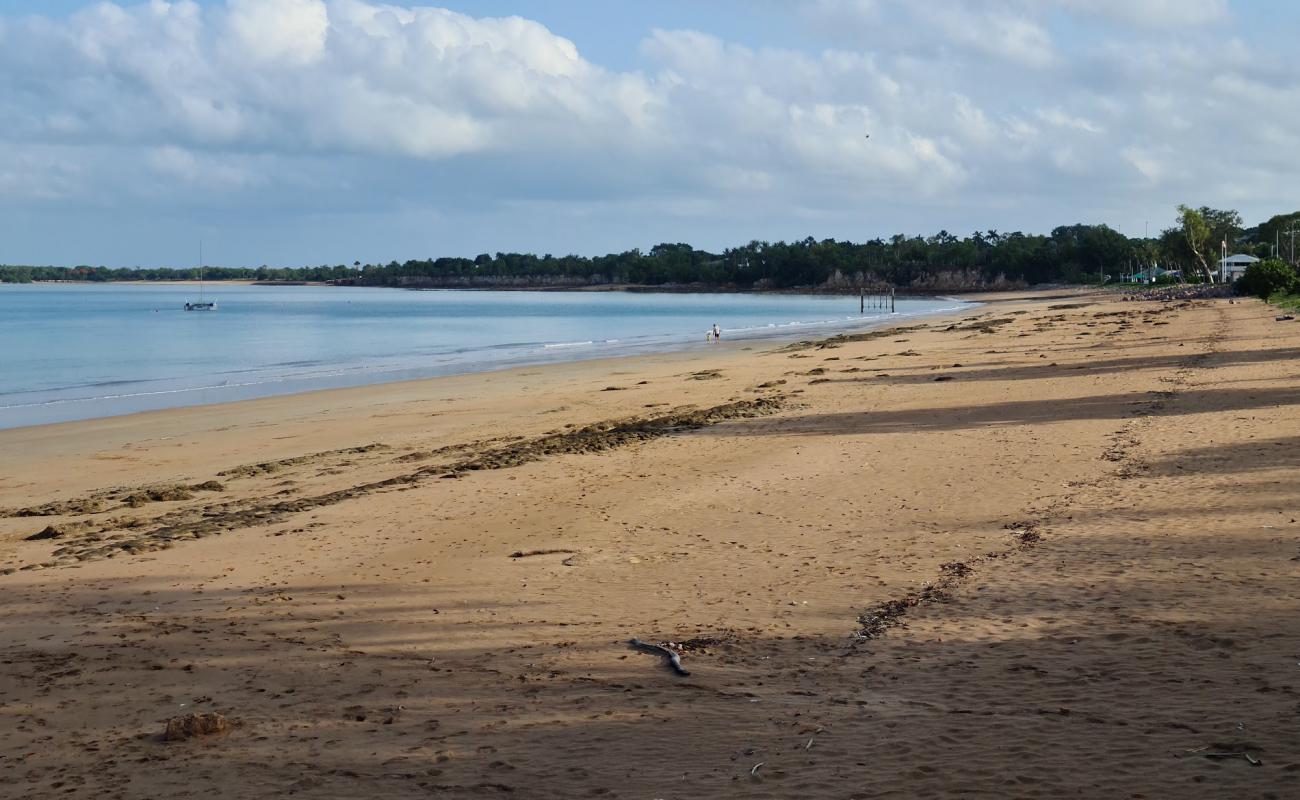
<box><xmin>1</xmin><ymin>291</ymin><xmax>1297</xmax><ymax>798</ymax></box>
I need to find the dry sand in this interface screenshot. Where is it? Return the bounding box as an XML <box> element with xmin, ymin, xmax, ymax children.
<box><xmin>1</xmin><ymin>291</ymin><xmax>1297</xmax><ymax>798</ymax></box>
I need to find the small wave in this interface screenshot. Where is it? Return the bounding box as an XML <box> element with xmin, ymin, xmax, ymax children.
<box><xmin>271</xmin><ymin>359</ymin><xmax>326</xmax><ymax>368</ymax></box>
<box><xmin>543</xmin><ymin>341</ymin><xmax>595</xmax><ymax>349</ymax></box>
<box><xmin>0</xmin><ymin>378</ymin><xmax>279</xmax><ymax>410</ymax></box>
<box><xmin>0</xmin><ymin>366</ymin><xmax>393</xmax><ymax>410</ymax></box>
<box><xmin>80</xmin><ymin>378</ymin><xmax>141</xmax><ymax>389</ymax></box>
<box><xmin>429</xmin><ymin>341</ymin><xmax>541</xmax><ymax>356</ymax></box>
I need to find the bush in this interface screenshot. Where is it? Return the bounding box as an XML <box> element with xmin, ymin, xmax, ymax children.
<box><xmin>1235</xmin><ymin>258</ymin><xmax>1297</xmax><ymax>300</ymax></box>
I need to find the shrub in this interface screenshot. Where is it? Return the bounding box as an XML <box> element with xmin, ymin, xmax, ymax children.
<box><xmin>1235</xmin><ymin>258</ymin><xmax>1297</xmax><ymax>300</ymax></box>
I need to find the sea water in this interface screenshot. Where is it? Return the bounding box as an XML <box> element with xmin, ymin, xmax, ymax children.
<box><xmin>0</xmin><ymin>284</ymin><xmax>971</xmax><ymax>428</ymax></box>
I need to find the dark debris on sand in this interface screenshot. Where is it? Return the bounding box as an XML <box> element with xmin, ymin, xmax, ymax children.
<box><xmin>8</xmin><ymin>397</ymin><xmax>786</xmax><ymax>574</ymax></box>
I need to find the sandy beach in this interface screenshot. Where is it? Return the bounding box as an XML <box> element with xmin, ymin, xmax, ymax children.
<box><xmin>1</xmin><ymin>290</ymin><xmax>1297</xmax><ymax>798</ymax></box>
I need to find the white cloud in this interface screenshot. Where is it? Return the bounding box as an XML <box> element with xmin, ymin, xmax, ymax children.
<box><xmin>0</xmin><ymin>146</ymin><xmax>85</xmax><ymax>201</ymax></box>
<box><xmin>1122</xmin><ymin>146</ymin><xmax>1169</xmax><ymax>183</ymax></box>
<box><xmin>0</xmin><ymin>0</ymin><xmax>1296</xmax><ymax>266</ymax></box>
<box><xmin>808</xmin><ymin>0</ymin><xmax>1056</xmax><ymax>67</ymax></box>
<box><xmin>1054</xmin><ymin>0</ymin><xmax>1228</xmax><ymax>27</ymax></box>
<box><xmin>922</xmin><ymin>6</ymin><xmax>1056</xmax><ymax>68</ymax></box>
<box><xmin>1036</xmin><ymin>108</ymin><xmax>1104</xmax><ymax>134</ymax></box>
<box><xmin>0</xmin><ymin>0</ymin><xmax>656</xmax><ymax>162</ymax></box>
<box><xmin>225</xmin><ymin>0</ymin><xmax>329</xmax><ymax>65</ymax></box>
<box><xmin>147</xmin><ymin>145</ymin><xmax>263</xmax><ymax>189</ymax></box>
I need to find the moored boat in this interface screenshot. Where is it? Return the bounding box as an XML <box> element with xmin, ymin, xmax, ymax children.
<box><xmin>185</xmin><ymin>242</ymin><xmax>217</xmax><ymax>311</ymax></box>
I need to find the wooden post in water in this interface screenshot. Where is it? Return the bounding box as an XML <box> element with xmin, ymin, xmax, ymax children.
<box><xmin>860</xmin><ymin>288</ymin><xmax>864</xmax><ymax>314</ymax></box>
<box><xmin>890</xmin><ymin>288</ymin><xmax>896</xmax><ymax>313</ymax></box>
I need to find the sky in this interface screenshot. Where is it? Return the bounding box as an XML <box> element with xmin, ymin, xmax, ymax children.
<box><xmin>0</xmin><ymin>0</ymin><xmax>1297</xmax><ymax>268</ymax></box>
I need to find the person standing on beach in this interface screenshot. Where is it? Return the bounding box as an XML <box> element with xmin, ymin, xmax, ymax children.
<box><xmin>712</xmin><ymin>323</ymin><xmax>721</xmax><ymax>341</ymax></box>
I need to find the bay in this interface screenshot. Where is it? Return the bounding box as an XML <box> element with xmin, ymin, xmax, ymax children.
<box><xmin>0</xmin><ymin>284</ymin><xmax>971</xmax><ymax>429</ymax></box>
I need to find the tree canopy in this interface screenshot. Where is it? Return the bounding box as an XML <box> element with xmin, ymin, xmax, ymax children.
<box><xmin>2</xmin><ymin>205</ymin><xmax>1290</xmax><ymax>290</ymax></box>
<box><xmin>1235</xmin><ymin>258</ymin><xmax>1297</xmax><ymax>300</ymax></box>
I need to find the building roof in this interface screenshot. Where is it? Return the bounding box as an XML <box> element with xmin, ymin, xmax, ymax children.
<box><xmin>1219</xmin><ymin>253</ymin><xmax>1260</xmax><ymax>265</ymax></box>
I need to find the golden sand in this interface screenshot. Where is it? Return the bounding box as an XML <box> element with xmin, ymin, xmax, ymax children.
<box><xmin>1</xmin><ymin>291</ymin><xmax>1296</xmax><ymax>798</ymax></box>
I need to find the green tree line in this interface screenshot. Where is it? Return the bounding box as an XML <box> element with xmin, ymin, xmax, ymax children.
<box><xmin>4</xmin><ymin>206</ymin><xmax>1294</xmax><ymax>290</ymax></box>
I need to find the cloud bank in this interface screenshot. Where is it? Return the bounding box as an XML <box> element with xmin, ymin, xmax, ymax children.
<box><xmin>0</xmin><ymin>0</ymin><xmax>1292</xmax><ymax>265</ymax></box>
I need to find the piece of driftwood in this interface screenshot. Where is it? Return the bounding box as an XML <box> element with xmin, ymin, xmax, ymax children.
<box><xmin>629</xmin><ymin>638</ymin><xmax>689</xmax><ymax>676</ymax></box>
<box><xmin>509</xmin><ymin>548</ymin><xmax>577</xmax><ymax>559</ymax></box>
<box><xmin>1204</xmin><ymin>752</ymin><xmax>1262</xmax><ymax>766</ymax></box>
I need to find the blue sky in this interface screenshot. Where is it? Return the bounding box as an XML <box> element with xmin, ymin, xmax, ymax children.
<box><xmin>0</xmin><ymin>0</ymin><xmax>1297</xmax><ymax>268</ymax></box>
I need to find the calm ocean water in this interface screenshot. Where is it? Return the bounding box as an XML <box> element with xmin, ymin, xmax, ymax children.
<box><xmin>0</xmin><ymin>284</ymin><xmax>971</xmax><ymax>429</ymax></box>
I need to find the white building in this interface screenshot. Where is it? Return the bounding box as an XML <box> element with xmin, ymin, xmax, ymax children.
<box><xmin>1219</xmin><ymin>253</ymin><xmax>1259</xmax><ymax>282</ymax></box>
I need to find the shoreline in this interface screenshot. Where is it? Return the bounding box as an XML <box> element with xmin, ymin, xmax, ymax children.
<box><xmin>0</xmin><ymin>286</ymin><xmax>1068</xmax><ymax>516</ymax></box>
<box><xmin>0</xmin><ymin>290</ymin><xmax>1066</xmax><ymax>503</ymax></box>
<box><xmin>0</xmin><ymin>292</ymin><xmax>987</xmax><ymax>431</ymax></box>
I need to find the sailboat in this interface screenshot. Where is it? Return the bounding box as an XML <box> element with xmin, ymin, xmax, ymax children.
<box><xmin>185</xmin><ymin>241</ymin><xmax>217</xmax><ymax>311</ymax></box>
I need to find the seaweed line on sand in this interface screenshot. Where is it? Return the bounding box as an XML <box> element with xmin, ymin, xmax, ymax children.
<box><xmin>0</xmin><ymin>446</ymin><xmax>392</xmax><ymax>519</ymax></box>
<box><xmin>5</xmin><ymin>396</ymin><xmax>786</xmax><ymax>574</ymax></box>
<box><xmin>854</xmin><ymin>522</ymin><xmax>1044</xmax><ymax>640</ymax></box>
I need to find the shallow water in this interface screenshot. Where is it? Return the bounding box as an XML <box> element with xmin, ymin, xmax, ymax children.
<box><xmin>0</xmin><ymin>284</ymin><xmax>970</xmax><ymax>428</ymax></box>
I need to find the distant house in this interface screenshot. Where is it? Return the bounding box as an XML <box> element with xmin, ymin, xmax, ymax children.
<box><xmin>1218</xmin><ymin>253</ymin><xmax>1259</xmax><ymax>281</ymax></box>
<box><xmin>1130</xmin><ymin>265</ymin><xmax>1181</xmax><ymax>284</ymax></box>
